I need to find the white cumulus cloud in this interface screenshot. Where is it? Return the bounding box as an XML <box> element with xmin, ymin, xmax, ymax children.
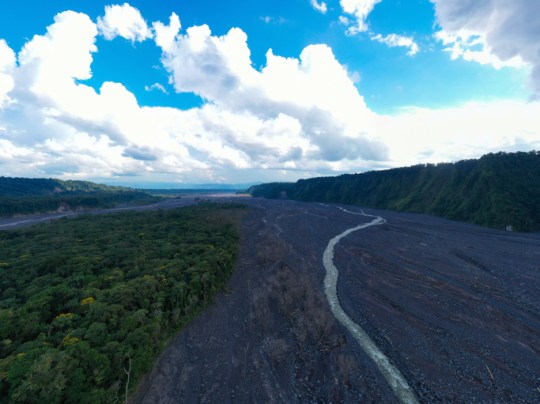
<box><xmin>16</xmin><ymin>11</ymin><xmax>98</xmax><ymax>106</ymax></box>
<box><xmin>311</xmin><ymin>0</ymin><xmax>328</xmax><ymax>14</ymax></box>
<box><xmin>371</xmin><ymin>33</ymin><xmax>419</xmax><ymax>56</ymax></box>
<box><xmin>339</xmin><ymin>0</ymin><xmax>381</xmax><ymax>34</ymax></box>
<box><xmin>0</xmin><ymin>39</ymin><xmax>16</xmax><ymax>108</ymax></box>
<box><xmin>152</xmin><ymin>12</ymin><xmax>181</xmax><ymax>52</ymax></box>
<box><xmin>97</xmin><ymin>3</ymin><xmax>152</xmax><ymax>42</ymax></box>
<box><xmin>431</xmin><ymin>0</ymin><xmax>540</xmax><ymax>96</ymax></box>
<box><xmin>1</xmin><ymin>8</ymin><xmax>386</xmax><ymax>183</ymax></box>
<box><xmin>1</xmin><ymin>11</ymin><xmax>198</xmax><ymax>179</ymax></box>
<box><xmin>0</xmin><ymin>5</ymin><xmax>538</xmax><ymax>184</ymax></box>
<box><xmin>155</xmin><ymin>19</ymin><xmax>385</xmax><ymax>163</ymax></box>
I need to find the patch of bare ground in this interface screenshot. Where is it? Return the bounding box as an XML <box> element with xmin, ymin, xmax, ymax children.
<box><xmin>335</xmin><ymin>210</ymin><xmax>540</xmax><ymax>403</ymax></box>
<box><xmin>251</xmin><ymin>263</ymin><xmax>354</xmax><ymax>401</ymax></box>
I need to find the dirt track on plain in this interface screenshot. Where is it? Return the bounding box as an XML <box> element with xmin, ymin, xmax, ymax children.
<box><xmin>132</xmin><ymin>197</ymin><xmax>540</xmax><ymax>403</ymax></box>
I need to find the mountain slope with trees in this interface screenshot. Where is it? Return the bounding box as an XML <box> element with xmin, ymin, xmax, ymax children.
<box><xmin>0</xmin><ymin>177</ymin><xmax>156</xmax><ymax>216</ymax></box>
<box><xmin>249</xmin><ymin>151</ymin><xmax>540</xmax><ymax>232</ymax></box>
<box><xmin>0</xmin><ymin>177</ymin><xmax>131</xmax><ymax>196</ymax></box>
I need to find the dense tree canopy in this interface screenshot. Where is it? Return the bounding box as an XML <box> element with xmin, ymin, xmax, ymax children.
<box><xmin>0</xmin><ymin>203</ymin><xmax>245</xmax><ymax>403</ymax></box>
<box><xmin>249</xmin><ymin>151</ymin><xmax>540</xmax><ymax>232</ymax></box>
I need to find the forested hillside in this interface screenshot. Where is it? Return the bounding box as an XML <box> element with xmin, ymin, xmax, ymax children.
<box><xmin>0</xmin><ymin>203</ymin><xmax>245</xmax><ymax>403</ymax></box>
<box><xmin>0</xmin><ymin>177</ymin><xmax>128</xmax><ymax>196</ymax></box>
<box><xmin>0</xmin><ymin>177</ymin><xmax>156</xmax><ymax>216</ymax></box>
<box><xmin>249</xmin><ymin>151</ymin><xmax>540</xmax><ymax>232</ymax></box>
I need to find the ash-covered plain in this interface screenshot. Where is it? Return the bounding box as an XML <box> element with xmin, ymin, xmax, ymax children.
<box><xmin>134</xmin><ymin>198</ymin><xmax>540</xmax><ymax>403</ymax></box>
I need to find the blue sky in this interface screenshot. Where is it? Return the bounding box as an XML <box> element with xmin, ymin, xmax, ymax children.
<box><xmin>0</xmin><ymin>0</ymin><xmax>538</xmax><ymax>186</ymax></box>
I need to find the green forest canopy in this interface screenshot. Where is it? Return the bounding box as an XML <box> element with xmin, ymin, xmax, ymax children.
<box><xmin>248</xmin><ymin>151</ymin><xmax>540</xmax><ymax>232</ymax></box>
<box><xmin>0</xmin><ymin>203</ymin><xmax>246</xmax><ymax>403</ymax></box>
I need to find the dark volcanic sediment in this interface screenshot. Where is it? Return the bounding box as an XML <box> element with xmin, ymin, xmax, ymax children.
<box><xmin>134</xmin><ymin>198</ymin><xmax>540</xmax><ymax>403</ymax></box>
<box><xmin>335</xmin><ymin>208</ymin><xmax>540</xmax><ymax>402</ymax></box>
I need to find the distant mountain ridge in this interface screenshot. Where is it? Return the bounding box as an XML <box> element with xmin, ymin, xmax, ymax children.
<box><xmin>0</xmin><ymin>177</ymin><xmax>156</xmax><ymax>217</ymax></box>
<box><xmin>248</xmin><ymin>151</ymin><xmax>540</xmax><ymax>232</ymax></box>
<box><xmin>0</xmin><ymin>177</ymin><xmax>129</xmax><ymax>197</ymax></box>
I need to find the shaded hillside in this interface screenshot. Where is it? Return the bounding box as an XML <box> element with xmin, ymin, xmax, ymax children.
<box><xmin>0</xmin><ymin>177</ymin><xmax>156</xmax><ymax>217</ymax></box>
<box><xmin>249</xmin><ymin>151</ymin><xmax>540</xmax><ymax>232</ymax></box>
<box><xmin>0</xmin><ymin>177</ymin><xmax>128</xmax><ymax>197</ymax></box>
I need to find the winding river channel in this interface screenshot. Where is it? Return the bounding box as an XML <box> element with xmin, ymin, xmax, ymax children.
<box><xmin>322</xmin><ymin>208</ymin><xmax>419</xmax><ymax>404</ymax></box>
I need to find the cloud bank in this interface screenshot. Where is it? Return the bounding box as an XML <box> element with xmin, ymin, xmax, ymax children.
<box><xmin>0</xmin><ymin>4</ymin><xmax>538</xmax><ymax>184</ymax></box>
<box><xmin>432</xmin><ymin>0</ymin><xmax>540</xmax><ymax>96</ymax></box>
<box><xmin>156</xmin><ymin>20</ymin><xmax>388</xmax><ymax>165</ymax></box>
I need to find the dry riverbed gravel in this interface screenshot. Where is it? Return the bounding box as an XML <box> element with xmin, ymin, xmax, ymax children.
<box><xmin>85</xmin><ymin>197</ymin><xmax>538</xmax><ymax>403</ymax></box>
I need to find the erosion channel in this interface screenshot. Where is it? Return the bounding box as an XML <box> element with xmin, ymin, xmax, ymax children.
<box><xmin>322</xmin><ymin>206</ymin><xmax>418</xmax><ymax>403</ymax></box>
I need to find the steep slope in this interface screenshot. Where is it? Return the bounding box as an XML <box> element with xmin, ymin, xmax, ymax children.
<box><xmin>249</xmin><ymin>151</ymin><xmax>540</xmax><ymax>232</ymax></box>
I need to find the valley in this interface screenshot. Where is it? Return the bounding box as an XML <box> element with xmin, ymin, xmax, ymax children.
<box><xmin>1</xmin><ymin>194</ymin><xmax>539</xmax><ymax>402</ymax></box>
<box><xmin>133</xmin><ymin>197</ymin><xmax>540</xmax><ymax>402</ymax></box>
<box><xmin>2</xmin><ymin>0</ymin><xmax>539</xmax><ymax>401</ymax></box>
